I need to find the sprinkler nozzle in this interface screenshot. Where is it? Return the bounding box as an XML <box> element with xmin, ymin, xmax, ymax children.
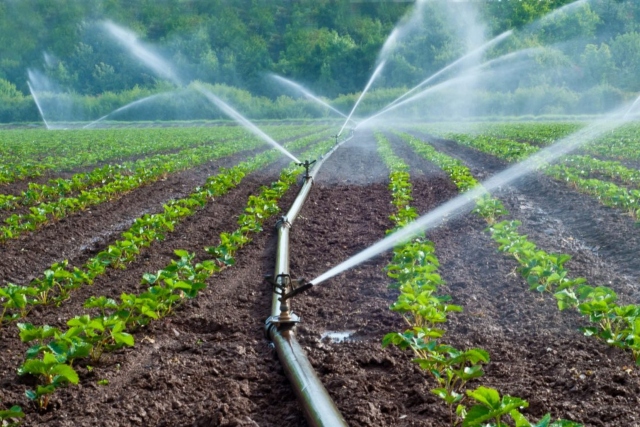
<box><xmin>297</xmin><ymin>159</ymin><xmax>316</xmax><ymax>180</ymax></box>
<box><xmin>265</xmin><ymin>274</ymin><xmax>312</xmax><ymax>303</ymax></box>
<box><xmin>265</xmin><ymin>274</ymin><xmax>312</xmax><ymax>331</ymax></box>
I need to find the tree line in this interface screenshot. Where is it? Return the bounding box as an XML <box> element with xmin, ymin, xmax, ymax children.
<box><xmin>0</xmin><ymin>0</ymin><xmax>638</xmax><ymax>122</ymax></box>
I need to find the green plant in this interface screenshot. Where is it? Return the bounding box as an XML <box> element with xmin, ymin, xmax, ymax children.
<box><xmin>18</xmin><ymin>352</ymin><xmax>79</xmax><ymax>410</ymax></box>
<box><xmin>0</xmin><ymin>403</ymin><xmax>24</xmax><ymax>426</ymax></box>
<box><xmin>462</xmin><ymin>386</ymin><xmax>582</xmax><ymax>427</ymax></box>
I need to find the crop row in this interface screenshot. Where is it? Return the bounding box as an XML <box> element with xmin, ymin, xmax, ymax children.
<box><xmin>7</xmin><ymin>135</ymin><xmax>337</xmax><ymax>417</ymax></box>
<box><xmin>0</xmin><ymin>131</ymin><xmax>328</xmax><ymax>326</ymax></box>
<box><xmin>399</xmin><ymin>133</ymin><xmax>640</xmax><ymax>367</ymax></box>
<box><xmin>547</xmin><ymin>165</ymin><xmax>640</xmax><ymax>220</ymax></box>
<box><xmin>420</xmin><ymin>128</ymin><xmax>640</xmax><ymax>224</ymax></box>
<box><xmin>0</xmin><ymin>128</ymin><xmax>332</xmax><ymax>242</ymax></box>
<box><xmin>479</xmin><ymin>122</ymin><xmax>583</xmax><ymax>145</ymax></box>
<box><xmin>559</xmin><ymin>155</ymin><xmax>640</xmax><ymax>187</ymax></box>
<box><xmin>0</xmin><ymin>124</ymin><xmax>329</xmax><ymax>185</ymax></box>
<box><xmin>437</xmin><ymin>121</ymin><xmax>640</xmax><ymax>162</ymax></box>
<box><xmin>0</xmin><ymin>163</ymin><xmax>127</xmax><ymax>211</ymax></box>
<box><xmin>0</xmin><ymin>140</ymin><xmax>254</xmax><ymax>242</ymax></box>
<box><xmin>0</xmin><ymin>127</ymin><xmax>335</xmax><ymax>213</ymax></box>
<box><xmin>376</xmin><ymin>133</ymin><xmax>575</xmax><ymax>427</ymax></box>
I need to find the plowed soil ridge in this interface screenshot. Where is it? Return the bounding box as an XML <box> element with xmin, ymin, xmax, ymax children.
<box><xmin>408</xmin><ymin>130</ymin><xmax>640</xmax><ymax>300</ymax></box>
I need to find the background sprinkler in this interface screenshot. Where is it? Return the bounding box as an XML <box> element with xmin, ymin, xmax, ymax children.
<box><xmin>298</xmin><ymin>160</ymin><xmax>317</xmax><ymax>180</ymax></box>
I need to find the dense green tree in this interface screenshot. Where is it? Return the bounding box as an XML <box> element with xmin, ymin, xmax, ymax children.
<box><xmin>0</xmin><ymin>0</ymin><xmax>639</xmax><ymax>122</ymax></box>
<box><xmin>609</xmin><ymin>31</ymin><xmax>640</xmax><ymax>91</ymax></box>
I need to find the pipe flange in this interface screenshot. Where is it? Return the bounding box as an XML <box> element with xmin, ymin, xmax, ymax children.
<box><xmin>265</xmin><ymin>312</ymin><xmax>301</xmax><ymax>336</ymax></box>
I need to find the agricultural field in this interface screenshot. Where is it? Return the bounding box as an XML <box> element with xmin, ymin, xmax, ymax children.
<box><xmin>1</xmin><ymin>121</ymin><xmax>639</xmax><ymax>426</ymax></box>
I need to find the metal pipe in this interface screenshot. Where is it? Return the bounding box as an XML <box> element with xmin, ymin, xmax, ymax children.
<box><xmin>270</xmin><ymin>328</ymin><xmax>348</xmax><ymax>426</ymax></box>
<box><xmin>271</xmin><ymin>221</ymin><xmax>290</xmax><ymax>317</ymax></box>
<box><xmin>266</xmin><ymin>131</ymin><xmax>354</xmax><ymax>426</ymax></box>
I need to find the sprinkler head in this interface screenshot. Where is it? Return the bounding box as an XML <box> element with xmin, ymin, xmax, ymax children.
<box><xmin>265</xmin><ymin>274</ymin><xmax>310</xmax><ymax>336</ymax></box>
<box><xmin>297</xmin><ymin>159</ymin><xmax>316</xmax><ymax>180</ymax></box>
<box><xmin>265</xmin><ymin>274</ymin><xmax>312</xmax><ymax>303</ymax></box>
<box><xmin>265</xmin><ymin>274</ymin><xmax>313</xmax><ymax>331</ymax></box>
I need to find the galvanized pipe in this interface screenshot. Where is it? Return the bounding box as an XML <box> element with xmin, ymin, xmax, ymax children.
<box><xmin>267</xmin><ymin>132</ymin><xmax>353</xmax><ymax>427</ymax></box>
<box><xmin>270</xmin><ymin>328</ymin><xmax>348</xmax><ymax>426</ymax></box>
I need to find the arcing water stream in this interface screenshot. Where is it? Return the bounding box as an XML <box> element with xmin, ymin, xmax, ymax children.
<box><xmin>103</xmin><ymin>22</ymin><xmax>300</xmax><ymax>163</ymax></box>
<box><xmin>102</xmin><ymin>20</ymin><xmax>182</xmax><ymax>87</ymax></box>
<box><xmin>356</xmin><ymin>51</ymin><xmax>537</xmax><ymax>129</ymax></box>
<box><xmin>380</xmin><ymin>29</ymin><xmax>513</xmax><ymax>113</ymax></box>
<box><xmin>337</xmin><ymin>60</ymin><xmax>386</xmax><ymax>137</ymax></box>
<box><xmin>195</xmin><ymin>84</ymin><xmax>301</xmax><ymax>163</ymax></box>
<box><xmin>83</xmin><ymin>92</ymin><xmax>168</xmax><ymax>128</ymax></box>
<box><xmin>310</xmin><ymin>115</ymin><xmax>631</xmax><ymax>286</ymax></box>
<box><xmin>27</xmin><ymin>81</ymin><xmax>50</xmax><ymax>130</ymax></box>
<box><xmin>269</xmin><ymin>74</ymin><xmax>353</xmax><ymax>122</ymax></box>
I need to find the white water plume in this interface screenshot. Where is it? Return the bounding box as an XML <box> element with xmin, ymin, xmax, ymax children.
<box><xmin>27</xmin><ymin>69</ymin><xmax>76</xmax><ymax>129</ymax></box>
<box><xmin>311</xmin><ymin>114</ymin><xmax>632</xmax><ymax>286</ymax></box>
<box><xmin>83</xmin><ymin>92</ymin><xmax>169</xmax><ymax>128</ymax></box>
<box><xmin>27</xmin><ymin>81</ymin><xmax>50</xmax><ymax>130</ymax></box>
<box><xmin>269</xmin><ymin>74</ymin><xmax>352</xmax><ymax>122</ymax></box>
<box><xmin>195</xmin><ymin>84</ymin><xmax>300</xmax><ymax>163</ymax></box>
<box><xmin>337</xmin><ymin>0</ymin><xmax>428</xmax><ymax>137</ymax></box>
<box><xmin>378</xmin><ymin>0</ymin><xmax>428</xmax><ymax>62</ymax></box>
<box><xmin>102</xmin><ymin>20</ymin><xmax>182</xmax><ymax>86</ymax></box>
<box><xmin>357</xmin><ymin>54</ymin><xmax>536</xmax><ymax>129</ymax></box>
<box><xmin>523</xmin><ymin>0</ymin><xmax>589</xmax><ymax>34</ymax></box>
<box><xmin>624</xmin><ymin>94</ymin><xmax>640</xmax><ymax>119</ymax></box>
<box><xmin>382</xmin><ymin>30</ymin><xmax>513</xmax><ymax>113</ymax></box>
<box><xmin>338</xmin><ymin>60</ymin><xmax>387</xmax><ymax>137</ymax></box>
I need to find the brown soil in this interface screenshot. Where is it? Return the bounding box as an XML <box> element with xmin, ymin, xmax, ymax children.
<box><xmin>0</xmin><ymin>129</ymin><xmax>639</xmax><ymax>427</ymax></box>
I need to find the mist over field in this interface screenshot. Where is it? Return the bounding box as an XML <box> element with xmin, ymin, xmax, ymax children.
<box><xmin>1</xmin><ymin>0</ymin><xmax>639</xmax><ymax>122</ymax></box>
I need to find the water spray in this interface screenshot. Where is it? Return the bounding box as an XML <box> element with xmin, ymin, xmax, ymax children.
<box><xmin>269</xmin><ymin>74</ymin><xmax>356</xmax><ymax>124</ymax></box>
<box><xmin>309</xmin><ymin>115</ymin><xmax>632</xmax><ymax>288</ymax></box>
<box><xmin>83</xmin><ymin>92</ymin><xmax>169</xmax><ymax>128</ymax></box>
<box><xmin>338</xmin><ymin>60</ymin><xmax>387</xmax><ymax>137</ymax></box>
<box><xmin>27</xmin><ymin>81</ymin><xmax>50</xmax><ymax>130</ymax></box>
<box><xmin>356</xmin><ymin>53</ymin><xmax>537</xmax><ymax>129</ymax></box>
<box><xmin>381</xmin><ymin>30</ymin><xmax>513</xmax><ymax>113</ymax></box>
<box><xmin>623</xmin><ymin>93</ymin><xmax>640</xmax><ymax>119</ymax></box>
<box><xmin>195</xmin><ymin>84</ymin><xmax>301</xmax><ymax>163</ymax></box>
<box><xmin>102</xmin><ymin>20</ymin><xmax>182</xmax><ymax>87</ymax></box>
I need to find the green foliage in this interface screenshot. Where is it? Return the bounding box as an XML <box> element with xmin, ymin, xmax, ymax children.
<box><xmin>18</xmin><ymin>352</ymin><xmax>79</xmax><ymax>410</ymax></box>
<box><xmin>462</xmin><ymin>386</ymin><xmax>582</xmax><ymax>427</ymax></box>
<box><xmin>0</xmin><ymin>1</ymin><xmax>638</xmax><ymax>121</ymax></box>
<box><xmin>0</xmin><ymin>403</ymin><xmax>24</xmax><ymax>426</ymax></box>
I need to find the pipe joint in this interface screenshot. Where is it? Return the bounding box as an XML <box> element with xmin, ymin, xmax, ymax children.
<box><xmin>275</xmin><ymin>216</ymin><xmax>291</xmax><ymax>230</ymax></box>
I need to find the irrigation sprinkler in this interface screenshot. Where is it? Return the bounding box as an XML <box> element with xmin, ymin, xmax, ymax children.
<box><xmin>297</xmin><ymin>159</ymin><xmax>317</xmax><ymax>180</ymax></box>
<box><xmin>264</xmin><ymin>273</ymin><xmax>311</xmax><ymax>329</ymax></box>
<box><xmin>262</xmin><ymin>131</ymin><xmax>354</xmax><ymax>427</ymax></box>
